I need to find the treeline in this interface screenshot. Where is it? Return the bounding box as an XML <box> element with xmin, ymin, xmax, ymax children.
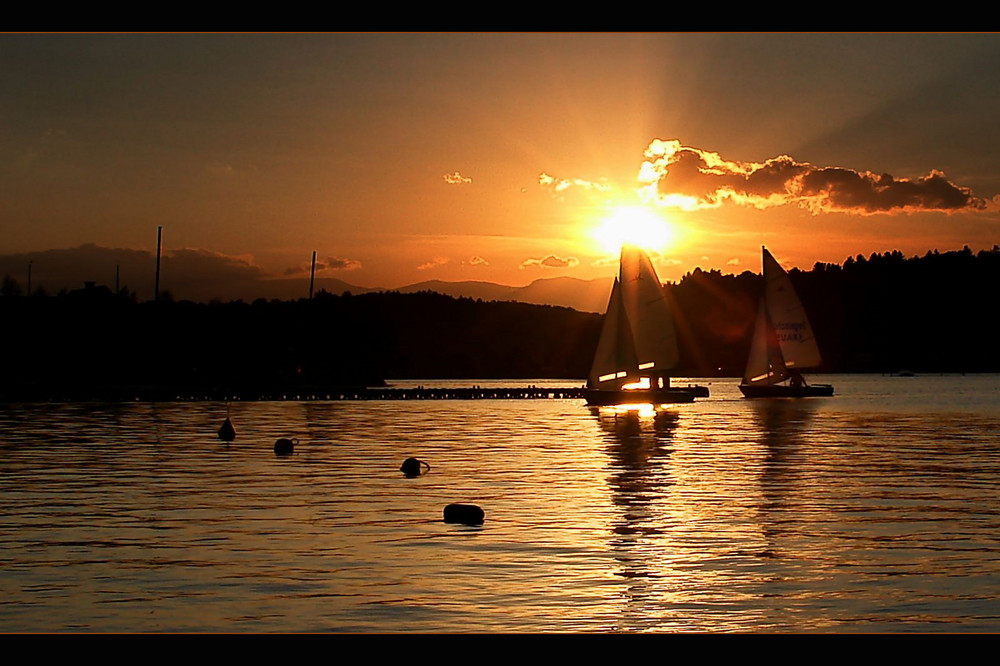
<box><xmin>0</xmin><ymin>285</ymin><xmax>600</xmax><ymax>400</ymax></box>
<box><xmin>2</xmin><ymin>245</ymin><xmax>999</xmax><ymax>399</ymax></box>
<box><xmin>670</xmin><ymin>245</ymin><xmax>1000</xmax><ymax>375</ymax></box>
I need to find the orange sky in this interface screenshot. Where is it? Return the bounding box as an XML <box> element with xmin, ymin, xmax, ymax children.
<box><xmin>3</xmin><ymin>33</ymin><xmax>1000</xmax><ymax>295</ymax></box>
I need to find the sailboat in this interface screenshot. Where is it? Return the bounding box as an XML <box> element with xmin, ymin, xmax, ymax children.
<box><xmin>739</xmin><ymin>247</ymin><xmax>834</xmax><ymax>398</ymax></box>
<box><xmin>584</xmin><ymin>245</ymin><xmax>704</xmax><ymax>406</ymax></box>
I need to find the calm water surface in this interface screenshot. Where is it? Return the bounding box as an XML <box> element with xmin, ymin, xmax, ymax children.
<box><xmin>2</xmin><ymin>374</ymin><xmax>1000</xmax><ymax>632</ymax></box>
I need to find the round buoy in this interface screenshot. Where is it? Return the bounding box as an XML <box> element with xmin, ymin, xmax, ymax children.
<box><xmin>218</xmin><ymin>417</ymin><xmax>236</xmax><ymax>442</ymax></box>
<box><xmin>443</xmin><ymin>503</ymin><xmax>484</xmax><ymax>525</ymax></box>
<box><xmin>274</xmin><ymin>437</ymin><xmax>297</xmax><ymax>456</ymax></box>
<box><xmin>400</xmin><ymin>457</ymin><xmax>431</xmax><ymax>477</ymax></box>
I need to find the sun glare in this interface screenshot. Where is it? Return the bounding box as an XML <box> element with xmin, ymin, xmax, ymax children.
<box><xmin>592</xmin><ymin>206</ymin><xmax>674</xmax><ymax>255</ymax></box>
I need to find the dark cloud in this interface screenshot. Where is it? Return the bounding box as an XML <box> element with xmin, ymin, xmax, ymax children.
<box><xmin>641</xmin><ymin>139</ymin><xmax>987</xmax><ymax>214</ymax></box>
<box><xmin>283</xmin><ymin>255</ymin><xmax>362</xmax><ymax>276</ymax></box>
<box><xmin>325</xmin><ymin>256</ymin><xmax>362</xmax><ymax>270</ymax></box>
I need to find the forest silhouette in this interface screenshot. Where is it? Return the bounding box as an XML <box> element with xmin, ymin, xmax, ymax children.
<box><xmin>2</xmin><ymin>245</ymin><xmax>998</xmax><ymax>400</ymax></box>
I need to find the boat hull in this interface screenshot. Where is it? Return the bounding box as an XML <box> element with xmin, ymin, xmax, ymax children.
<box><xmin>739</xmin><ymin>383</ymin><xmax>834</xmax><ymax>398</ymax></box>
<box><xmin>584</xmin><ymin>387</ymin><xmax>697</xmax><ymax>406</ymax></box>
<box><xmin>679</xmin><ymin>384</ymin><xmax>710</xmax><ymax>398</ymax></box>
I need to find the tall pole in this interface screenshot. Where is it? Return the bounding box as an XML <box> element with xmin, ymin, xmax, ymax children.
<box><xmin>309</xmin><ymin>250</ymin><xmax>317</xmax><ymax>300</ymax></box>
<box><xmin>154</xmin><ymin>226</ymin><xmax>162</xmax><ymax>302</ymax></box>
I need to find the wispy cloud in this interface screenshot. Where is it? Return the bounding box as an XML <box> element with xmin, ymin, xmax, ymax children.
<box><xmin>520</xmin><ymin>254</ymin><xmax>580</xmax><ymax>269</ymax></box>
<box><xmin>465</xmin><ymin>256</ymin><xmax>489</xmax><ymax>266</ymax></box>
<box><xmin>593</xmin><ymin>251</ymin><xmax>680</xmax><ymax>268</ymax></box>
<box><xmin>444</xmin><ymin>171</ymin><xmax>472</xmax><ymax>185</ymax></box>
<box><xmin>639</xmin><ymin>139</ymin><xmax>990</xmax><ymax>214</ymax></box>
<box><xmin>325</xmin><ymin>256</ymin><xmax>362</xmax><ymax>270</ymax></box>
<box><xmin>538</xmin><ymin>172</ymin><xmax>611</xmax><ymax>196</ymax></box>
<box><xmin>417</xmin><ymin>256</ymin><xmax>449</xmax><ymax>270</ymax></box>
<box><xmin>591</xmin><ymin>257</ymin><xmax>619</xmax><ymax>268</ymax></box>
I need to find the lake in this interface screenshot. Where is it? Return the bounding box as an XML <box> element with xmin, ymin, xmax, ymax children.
<box><xmin>2</xmin><ymin>374</ymin><xmax>1000</xmax><ymax>632</ymax></box>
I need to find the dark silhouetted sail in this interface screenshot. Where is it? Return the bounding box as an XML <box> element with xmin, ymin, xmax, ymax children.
<box><xmin>742</xmin><ymin>297</ymin><xmax>789</xmax><ymax>386</ymax></box>
<box><xmin>740</xmin><ymin>247</ymin><xmax>833</xmax><ymax>398</ymax></box>
<box><xmin>763</xmin><ymin>247</ymin><xmax>821</xmax><ymax>369</ymax></box>
<box><xmin>588</xmin><ymin>245</ymin><xmax>679</xmax><ymax>390</ymax></box>
<box><xmin>585</xmin><ymin>245</ymin><xmax>704</xmax><ymax>404</ymax></box>
<box><xmin>588</xmin><ymin>278</ymin><xmax>640</xmax><ymax>388</ymax></box>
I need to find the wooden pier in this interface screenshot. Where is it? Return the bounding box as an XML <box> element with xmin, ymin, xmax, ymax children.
<box><xmin>323</xmin><ymin>386</ymin><xmax>588</xmax><ymax>401</ymax></box>
<box><xmin>5</xmin><ymin>384</ymin><xmax>711</xmax><ymax>403</ymax></box>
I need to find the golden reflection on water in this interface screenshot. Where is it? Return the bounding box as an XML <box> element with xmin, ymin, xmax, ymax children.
<box><xmin>4</xmin><ymin>377</ymin><xmax>1000</xmax><ymax>631</ymax></box>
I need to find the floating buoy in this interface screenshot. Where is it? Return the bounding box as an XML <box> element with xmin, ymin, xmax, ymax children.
<box><xmin>443</xmin><ymin>503</ymin><xmax>484</xmax><ymax>525</ymax></box>
<box><xmin>400</xmin><ymin>457</ymin><xmax>431</xmax><ymax>477</ymax></box>
<box><xmin>218</xmin><ymin>417</ymin><xmax>236</xmax><ymax>442</ymax></box>
<box><xmin>274</xmin><ymin>437</ymin><xmax>298</xmax><ymax>456</ymax></box>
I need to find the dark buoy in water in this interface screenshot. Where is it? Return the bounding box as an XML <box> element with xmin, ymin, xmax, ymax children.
<box><xmin>443</xmin><ymin>503</ymin><xmax>484</xmax><ymax>525</ymax></box>
<box><xmin>400</xmin><ymin>457</ymin><xmax>431</xmax><ymax>477</ymax></box>
<box><xmin>274</xmin><ymin>437</ymin><xmax>298</xmax><ymax>456</ymax></box>
<box><xmin>218</xmin><ymin>417</ymin><xmax>236</xmax><ymax>442</ymax></box>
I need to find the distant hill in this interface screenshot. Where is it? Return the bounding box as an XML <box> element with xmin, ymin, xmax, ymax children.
<box><xmin>514</xmin><ymin>277</ymin><xmax>612</xmax><ymax>313</ymax></box>
<box><xmin>392</xmin><ymin>276</ymin><xmax>612</xmax><ymax>313</ymax></box>
<box><xmin>392</xmin><ymin>279</ymin><xmax>519</xmax><ymax>302</ymax></box>
<box><xmin>0</xmin><ymin>243</ymin><xmax>616</xmax><ymax>311</ymax></box>
<box><xmin>249</xmin><ymin>275</ymin><xmax>613</xmax><ymax>313</ymax></box>
<box><xmin>250</xmin><ymin>276</ymin><xmax>374</xmax><ymax>301</ymax></box>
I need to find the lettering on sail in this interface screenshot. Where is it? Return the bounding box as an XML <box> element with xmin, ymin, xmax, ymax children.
<box><xmin>774</xmin><ymin>321</ymin><xmax>807</xmax><ymax>343</ymax></box>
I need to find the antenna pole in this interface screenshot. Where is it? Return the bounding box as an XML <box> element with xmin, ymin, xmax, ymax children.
<box><xmin>309</xmin><ymin>250</ymin><xmax>317</xmax><ymax>300</ymax></box>
<box><xmin>154</xmin><ymin>226</ymin><xmax>162</xmax><ymax>301</ymax></box>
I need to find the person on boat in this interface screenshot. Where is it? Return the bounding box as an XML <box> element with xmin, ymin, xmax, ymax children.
<box><xmin>789</xmin><ymin>369</ymin><xmax>806</xmax><ymax>388</ymax></box>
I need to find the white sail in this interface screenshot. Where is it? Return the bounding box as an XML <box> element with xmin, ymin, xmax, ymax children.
<box><xmin>762</xmin><ymin>247</ymin><xmax>822</xmax><ymax>369</ymax></box>
<box><xmin>742</xmin><ymin>297</ymin><xmax>789</xmax><ymax>385</ymax></box>
<box><xmin>588</xmin><ymin>278</ymin><xmax>639</xmax><ymax>388</ymax></box>
<box><xmin>619</xmin><ymin>245</ymin><xmax>680</xmax><ymax>373</ymax></box>
<box><xmin>587</xmin><ymin>245</ymin><xmax>680</xmax><ymax>389</ymax></box>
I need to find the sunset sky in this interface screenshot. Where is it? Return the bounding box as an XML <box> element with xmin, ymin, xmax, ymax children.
<box><xmin>4</xmin><ymin>33</ymin><xmax>1000</xmax><ymax>298</ymax></box>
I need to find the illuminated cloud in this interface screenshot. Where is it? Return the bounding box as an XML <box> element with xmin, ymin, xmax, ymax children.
<box><xmin>539</xmin><ymin>172</ymin><xmax>611</xmax><ymax>196</ymax></box>
<box><xmin>444</xmin><ymin>171</ymin><xmax>472</xmax><ymax>184</ymax></box>
<box><xmin>520</xmin><ymin>254</ymin><xmax>580</xmax><ymax>269</ymax></box>
<box><xmin>726</xmin><ymin>257</ymin><xmax>741</xmax><ymax>266</ymax></box>
<box><xmin>282</xmin><ymin>255</ymin><xmax>361</xmax><ymax>276</ymax></box>
<box><xmin>640</xmin><ymin>139</ymin><xmax>988</xmax><ymax>214</ymax></box>
<box><xmin>593</xmin><ymin>251</ymin><xmax>679</xmax><ymax>268</ymax></box>
<box><xmin>591</xmin><ymin>256</ymin><xmax>619</xmax><ymax>268</ymax></box>
<box><xmin>466</xmin><ymin>256</ymin><xmax>489</xmax><ymax>266</ymax></box>
<box><xmin>417</xmin><ymin>256</ymin><xmax>449</xmax><ymax>270</ymax></box>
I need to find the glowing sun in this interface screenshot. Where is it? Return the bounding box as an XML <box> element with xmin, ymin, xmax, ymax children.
<box><xmin>591</xmin><ymin>206</ymin><xmax>675</xmax><ymax>255</ymax></box>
